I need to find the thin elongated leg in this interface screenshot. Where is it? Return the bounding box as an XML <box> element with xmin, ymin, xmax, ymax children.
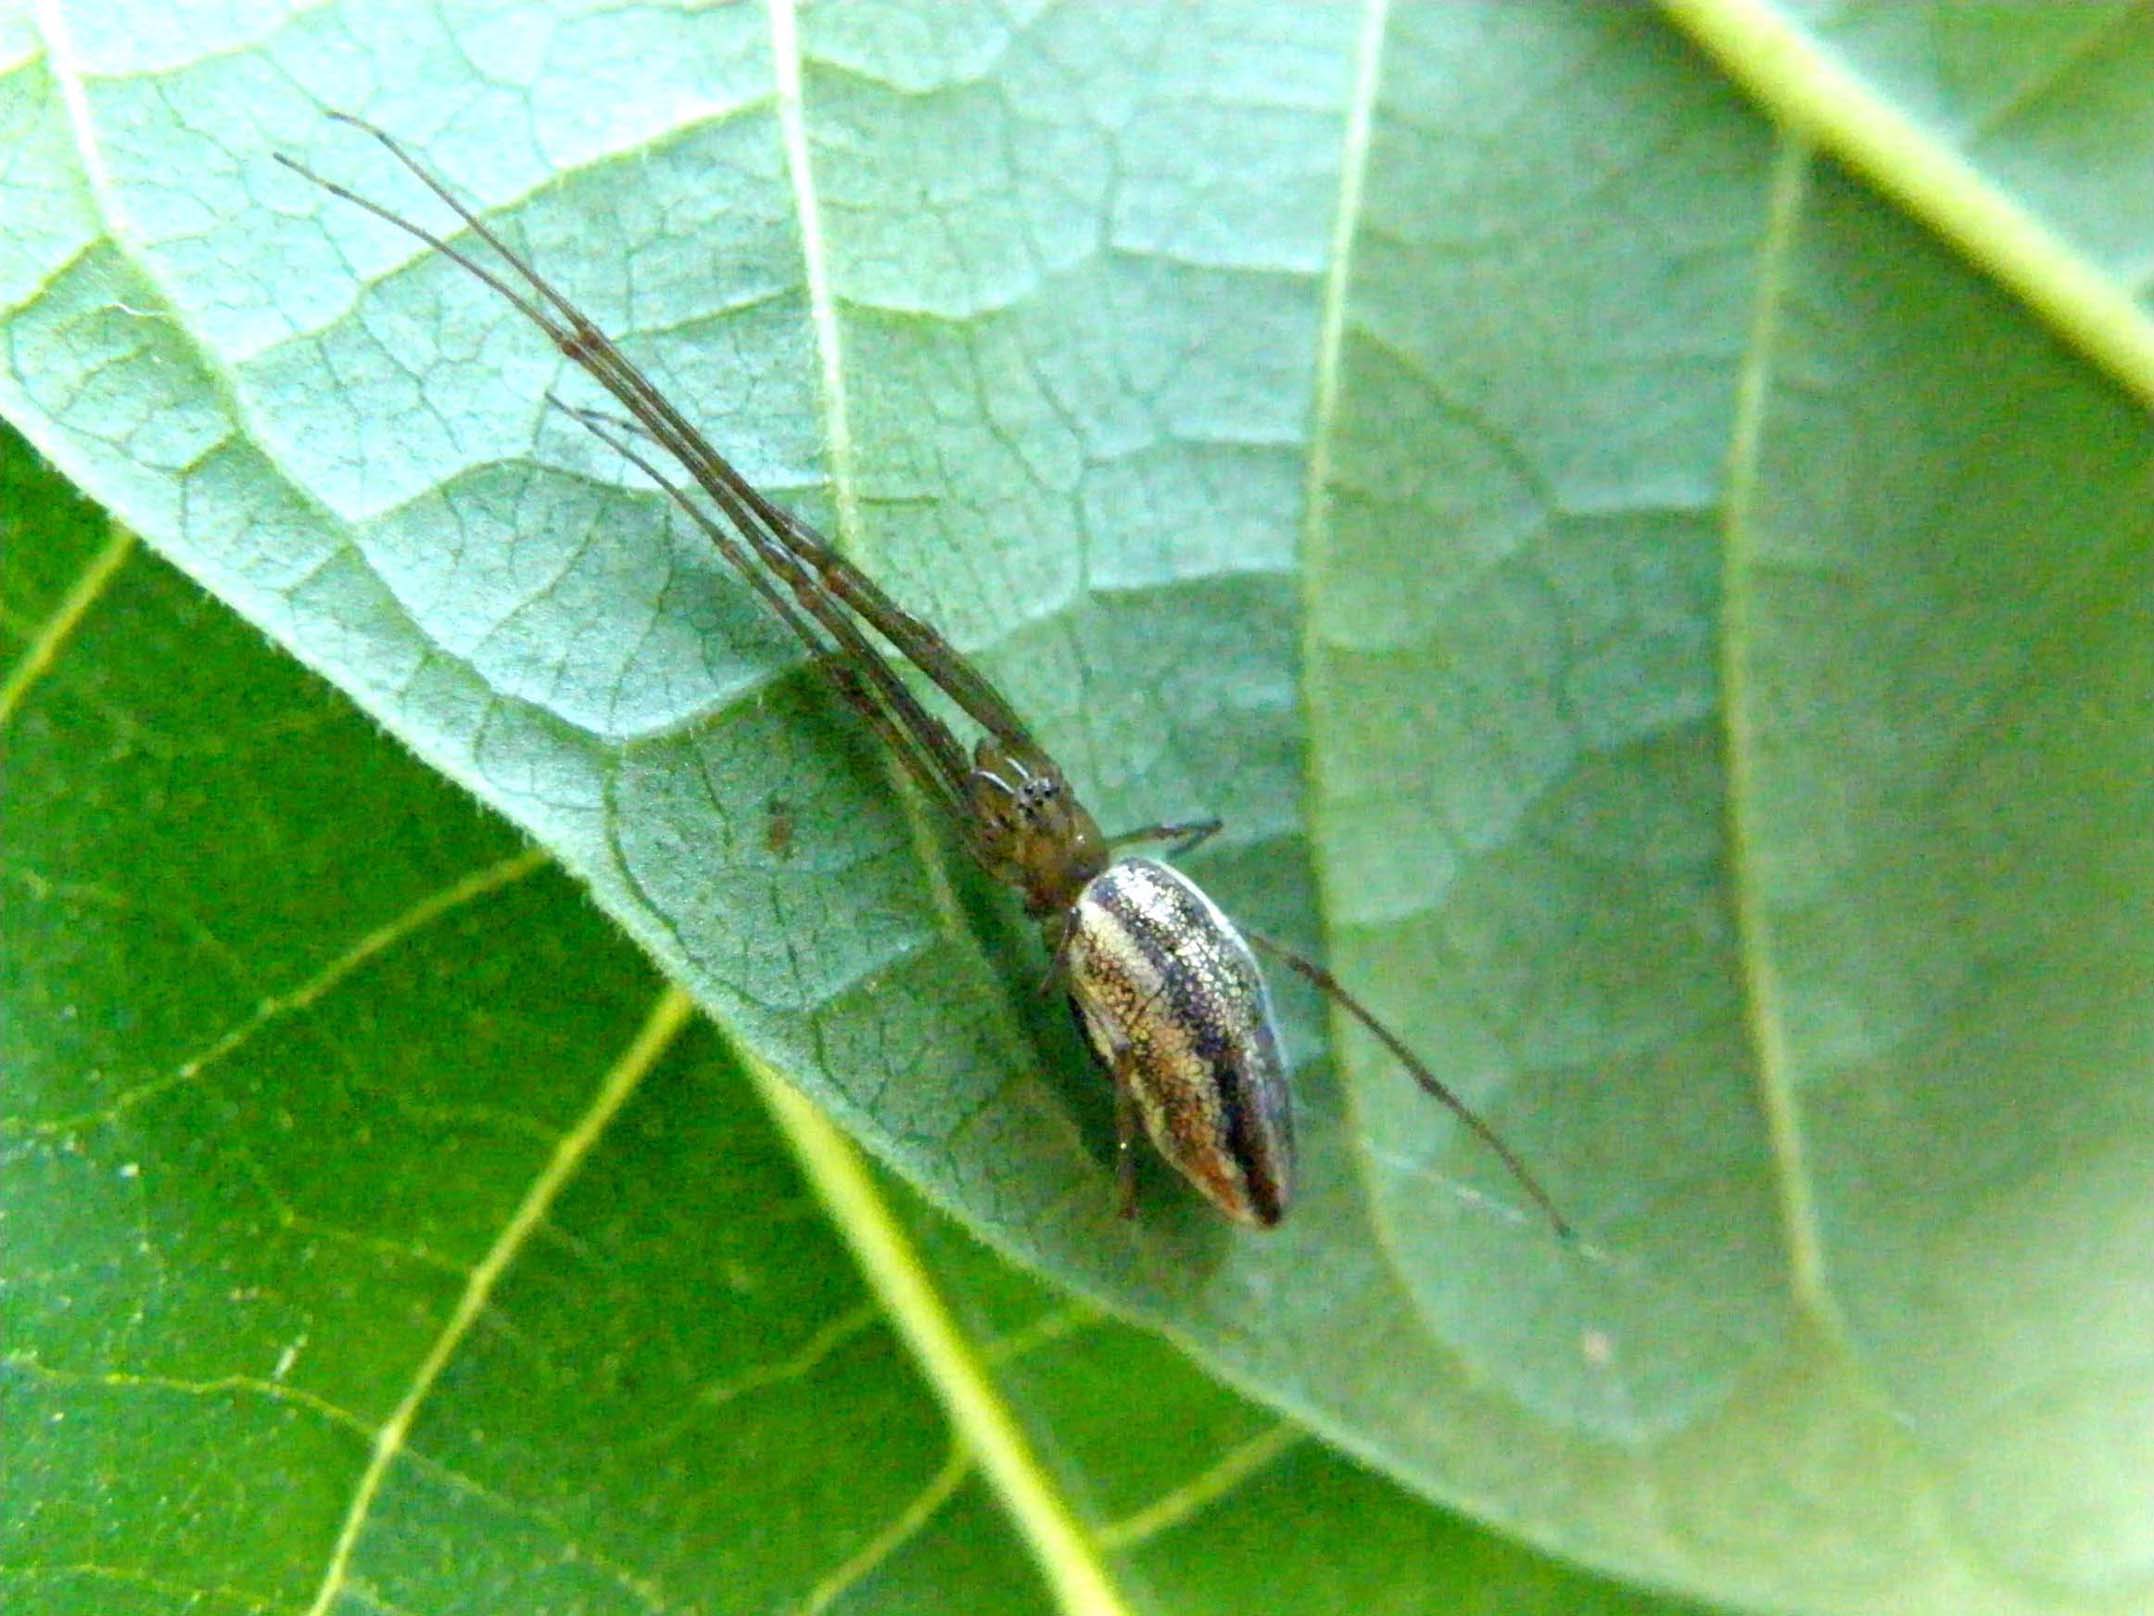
<box><xmin>1035</xmin><ymin>914</ymin><xmax>1078</xmax><ymax>997</ymax></box>
<box><xmin>285</xmin><ymin>116</ymin><xmax>1047</xmax><ymax>760</ymax></box>
<box><xmin>1112</xmin><ymin>1050</ymin><xmax>1144</xmax><ymax>1219</ymax></box>
<box><xmin>765</xmin><ymin>505</ymin><xmax>1043</xmax><ymax>755</ymax></box>
<box><xmin>280</xmin><ymin>123</ymin><xmax>1020</xmax><ymax>804</ymax></box>
<box><xmin>558</xmin><ymin>399</ymin><xmax>970</xmax><ymax>823</ymax></box>
<box><xmin>552</xmin><ymin>397</ymin><xmax>980</xmax><ymax>803</ymax></box>
<box><xmin>549</xmin><ymin>400</ymin><xmax>982</xmax><ymax>836</ymax></box>
<box><xmin>1109</xmin><ymin>816</ymin><xmax>1222</xmax><ymax>858</ymax></box>
<box><xmin>1244</xmin><ymin>928</ymin><xmax>1573</xmax><ymax>1240</ymax></box>
<box><xmin>553</xmin><ymin>400</ymin><xmax>656</xmax><ymax>446</ymax></box>
<box><xmin>520</xmin><ymin>393</ymin><xmax>1050</xmax><ymax>758</ymax></box>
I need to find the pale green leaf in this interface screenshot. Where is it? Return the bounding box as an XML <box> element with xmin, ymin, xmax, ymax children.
<box><xmin>6</xmin><ymin>2</ymin><xmax>2153</xmax><ymax>1612</ymax></box>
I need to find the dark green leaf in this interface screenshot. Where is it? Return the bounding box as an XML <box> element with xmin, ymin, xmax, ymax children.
<box><xmin>6</xmin><ymin>3</ymin><xmax>2152</xmax><ymax>1611</ymax></box>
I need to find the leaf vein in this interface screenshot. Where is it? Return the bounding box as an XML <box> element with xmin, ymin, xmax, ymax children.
<box><xmin>301</xmin><ymin>984</ymin><xmax>696</xmax><ymax>1616</ymax></box>
<box><xmin>1659</xmin><ymin>0</ymin><xmax>2154</xmax><ymax>407</ymax></box>
<box><xmin>1720</xmin><ymin>135</ymin><xmax>1838</xmax><ymax>1325</ymax></box>
<box><xmin>0</xmin><ymin>523</ymin><xmax>134</xmax><ymax>729</ymax></box>
<box><xmin>1093</xmin><ymin>1421</ymin><xmax>1302</xmax><ymax>1551</ymax></box>
<box><xmin>13</xmin><ymin>847</ymin><xmax>549</xmax><ymax>1138</ymax></box>
<box><xmin>4</xmin><ymin>1352</ymin><xmax>372</xmax><ymax>1438</ymax></box>
<box><xmin>800</xmin><ymin>1442</ymin><xmax>973</xmax><ymax>1616</ymax></box>
<box><xmin>749</xmin><ymin>1061</ymin><xmax>1137</xmax><ymax>1616</ymax></box>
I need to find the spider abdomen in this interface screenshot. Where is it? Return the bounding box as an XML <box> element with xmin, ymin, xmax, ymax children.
<box><xmin>1064</xmin><ymin>858</ymin><xmax>1294</xmax><ymax>1227</ymax></box>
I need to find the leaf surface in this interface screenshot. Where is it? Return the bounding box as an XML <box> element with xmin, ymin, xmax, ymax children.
<box><xmin>1</xmin><ymin>428</ymin><xmax>1693</xmax><ymax>1614</ymax></box>
<box><xmin>5</xmin><ymin>2</ymin><xmax>2153</xmax><ymax>1611</ymax></box>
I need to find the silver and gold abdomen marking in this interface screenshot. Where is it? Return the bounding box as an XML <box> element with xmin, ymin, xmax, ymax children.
<box><xmin>1064</xmin><ymin>858</ymin><xmax>1293</xmax><ymax>1227</ymax></box>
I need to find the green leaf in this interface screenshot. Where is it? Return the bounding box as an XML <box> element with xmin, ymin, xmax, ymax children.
<box><xmin>1663</xmin><ymin>0</ymin><xmax>2154</xmax><ymax>402</ymax></box>
<box><xmin>0</xmin><ymin>432</ymin><xmax>1690</xmax><ymax>1614</ymax></box>
<box><xmin>6</xmin><ymin>2</ymin><xmax>2153</xmax><ymax>1612</ymax></box>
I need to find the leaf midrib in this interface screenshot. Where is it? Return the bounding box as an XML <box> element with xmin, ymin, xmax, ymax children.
<box><xmin>753</xmin><ymin>9</ymin><xmax>1135</xmax><ymax>1612</ymax></box>
<box><xmin>1717</xmin><ymin>132</ymin><xmax>1835</xmax><ymax>1330</ymax></box>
